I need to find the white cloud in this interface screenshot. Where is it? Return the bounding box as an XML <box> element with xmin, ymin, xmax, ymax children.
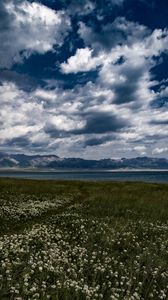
<box><xmin>61</xmin><ymin>18</ymin><xmax>168</xmax><ymax>116</ymax></box>
<box><xmin>48</xmin><ymin>115</ymin><xmax>85</xmax><ymax>132</ymax></box>
<box><xmin>62</xmin><ymin>19</ymin><xmax>168</xmax><ymax>99</ymax></box>
<box><xmin>34</xmin><ymin>89</ymin><xmax>58</xmax><ymax>102</ymax></box>
<box><xmin>0</xmin><ymin>78</ymin><xmax>168</xmax><ymax>158</ymax></box>
<box><xmin>61</xmin><ymin>48</ymin><xmax>102</xmax><ymax>74</ymax></box>
<box><xmin>0</xmin><ymin>82</ymin><xmax>43</xmax><ymax>140</ymax></box>
<box><xmin>134</xmin><ymin>146</ymin><xmax>146</xmax><ymax>155</ymax></box>
<box><xmin>0</xmin><ymin>12</ymin><xmax>168</xmax><ymax>158</ymax></box>
<box><xmin>152</xmin><ymin>148</ymin><xmax>168</xmax><ymax>155</ymax></box>
<box><xmin>0</xmin><ymin>1</ymin><xmax>70</xmax><ymax>67</ymax></box>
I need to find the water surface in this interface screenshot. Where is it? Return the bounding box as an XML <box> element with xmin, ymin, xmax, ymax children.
<box><xmin>0</xmin><ymin>170</ymin><xmax>168</xmax><ymax>183</ymax></box>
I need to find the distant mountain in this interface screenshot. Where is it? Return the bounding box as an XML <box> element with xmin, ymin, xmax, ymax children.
<box><xmin>0</xmin><ymin>152</ymin><xmax>60</xmax><ymax>168</ymax></box>
<box><xmin>0</xmin><ymin>152</ymin><xmax>168</xmax><ymax>169</ymax></box>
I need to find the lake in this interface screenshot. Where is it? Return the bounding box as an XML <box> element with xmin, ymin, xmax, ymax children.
<box><xmin>0</xmin><ymin>170</ymin><xmax>168</xmax><ymax>183</ymax></box>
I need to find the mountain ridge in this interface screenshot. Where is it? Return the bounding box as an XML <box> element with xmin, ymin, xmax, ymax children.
<box><xmin>0</xmin><ymin>152</ymin><xmax>168</xmax><ymax>169</ymax></box>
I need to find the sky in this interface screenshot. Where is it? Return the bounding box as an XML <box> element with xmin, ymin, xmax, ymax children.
<box><xmin>0</xmin><ymin>0</ymin><xmax>168</xmax><ymax>159</ymax></box>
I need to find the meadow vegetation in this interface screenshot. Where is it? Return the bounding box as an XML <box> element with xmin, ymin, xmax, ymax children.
<box><xmin>0</xmin><ymin>178</ymin><xmax>168</xmax><ymax>299</ymax></box>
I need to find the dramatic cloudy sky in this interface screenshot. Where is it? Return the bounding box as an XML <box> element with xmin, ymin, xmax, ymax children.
<box><xmin>0</xmin><ymin>0</ymin><xmax>168</xmax><ymax>158</ymax></box>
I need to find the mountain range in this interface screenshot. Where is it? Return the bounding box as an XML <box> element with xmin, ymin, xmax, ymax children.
<box><xmin>0</xmin><ymin>152</ymin><xmax>168</xmax><ymax>169</ymax></box>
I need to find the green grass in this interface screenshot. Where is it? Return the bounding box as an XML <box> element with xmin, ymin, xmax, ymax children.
<box><xmin>0</xmin><ymin>178</ymin><xmax>168</xmax><ymax>299</ymax></box>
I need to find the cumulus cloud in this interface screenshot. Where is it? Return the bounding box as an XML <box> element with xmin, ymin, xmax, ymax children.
<box><xmin>0</xmin><ymin>80</ymin><xmax>126</xmax><ymax>154</ymax></box>
<box><xmin>0</xmin><ymin>82</ymin><xmax>45</xmax><ymax>151</ymax></box>
<box><xmin>78</xmin><ymin>18</ymin><xmax>150</xmax><ymax>52</ymax></box>
<box><xmin>61</xmin><ymin>48</ymin><xmax>101</xmax><ymax>74</ymax></box>
<box><xmin>0</xmin><ymin>78</ymin><xmax>168</xmax><ymax>158</ymax></box>
<box><xmin>0</xmin><ymin>2</ymin><xmax>168</xmax><ymax>158</ymax></box>
<box><xmin>61</xmin><ymin>17</ymin><xmax>168</xmax><ymax>113</ymax></box>
<box><xmin>0</xmin><ymin>1</ymin><xmax>70</xmax><ymax>68</ymax></box>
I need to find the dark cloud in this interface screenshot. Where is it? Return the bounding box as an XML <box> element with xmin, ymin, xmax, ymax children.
<box><xmin>44</xmin><ymin>111</ymin><xmax>129</xmax><ymax>140</ymax></box>
<box><xmin>73</xmin><ymin>111</ymin><xmax>129</xmax><ymax>134</ymax></box>
<box><xmin>0</xmin><ymin>1</ymin><xmax>16</xmax><ymax>66</ymax></box>
<box><xmin>129</xmin><ymin>133</ymin><xmax>168</xmax><ymax>145</ymax></box>
<box><xmin>0</xmin><ymin>70</ymin><xmax>37</xmax><ymax>91</ymax></box>
<box><xmin>112</xmin><ymin>66</ymin><xmax>146</xmax><ymax>104</ymax></box>
<box><xmin>5</xmin><ymin>137</ymin><xmax>30</xmax><ymax>148</ymax></box>
<box><xmin>3</xmin><ymin>136</ymin><xmax>49</xmax><ymax>152</ymax></box>
<box><xmin>44</xmin><ymin>123</ymin><xmax>69</xmax><ymax>138</ymax></box>
<box><xmin>83</xmin><ymin>135</ymin><xmax>113</xmax><ymax>147</ymax></box>
<box><xmin>150</xmin><ymin>119</ymin><xmax>168</xmax><ymax>125</ymax></box>
<box><xmin>0</xmin><ymin>1</ymin><xmax>11</xmax><ymax>30</ymax></box>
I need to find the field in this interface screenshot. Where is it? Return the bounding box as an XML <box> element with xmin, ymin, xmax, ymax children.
<box><xmin>0</xmin><ymin>178</ymin><xmax>168</xmax><ymax>300</ymax></box>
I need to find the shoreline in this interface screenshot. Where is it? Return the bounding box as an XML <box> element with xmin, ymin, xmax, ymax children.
<box><xmin>0</xmin><ymin>168</ymin><xmax>168</xmax><ymax>172</ymax></box>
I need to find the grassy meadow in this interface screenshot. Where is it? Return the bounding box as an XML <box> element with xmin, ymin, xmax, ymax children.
<box><xmin>0</xmin><ymin>178</ymin><xmax>168</xmax><ymax>299</ymax></box>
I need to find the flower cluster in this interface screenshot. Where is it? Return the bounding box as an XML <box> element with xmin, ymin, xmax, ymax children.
<box><xmin>0</xmin><ymin>194</ymin><xmax>72</xmax><ymax>221</ymax></box>
<box><xmin>0</xmin><ymin>211</ymin><xmax>168</xmax><ymax>299</ymax></box>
